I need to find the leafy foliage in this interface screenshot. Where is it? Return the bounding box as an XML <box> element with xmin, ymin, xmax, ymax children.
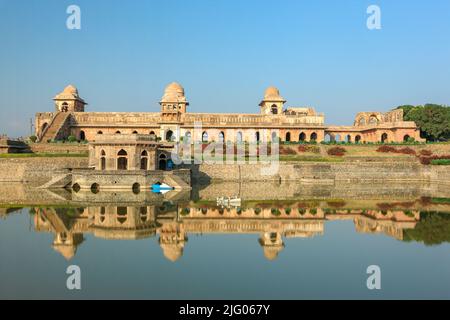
<box><xmin>397</xmin><ymin>104</ymin><xmax>450</xmax><ymax>142</ymax></box>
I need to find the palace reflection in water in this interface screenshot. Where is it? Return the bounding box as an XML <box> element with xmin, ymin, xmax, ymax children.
<box><xmin>28</xmin><ymin>199</ymin><xmax>443</xmax><ymax>261</ymax></box>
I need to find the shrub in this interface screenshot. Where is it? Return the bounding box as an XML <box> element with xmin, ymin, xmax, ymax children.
<box><xmin>29</xmin><ymin>135</ymin><xmax>37</xmax><ymax>143</ymax></box>
<box><xmin>376</xmin><ymin>146</ymin><xmax>416</xmax><ymax>155</ymax></box>
<box><xmin>298</xmin><ymin>145</ymin><xmax>320</xmax><ymax>154</ymax></box>
<box><xmin>67</xmin><ymin>135</ymin><xmax>77</xmax><ymax>143</ymax></box>
<box><xmin>327</xmin><ymin>146</ymin><xmax>347</xmax><ymax>157</ymax></box>
<box><xmin>280</xmin><ymin>146</ymin><xmax>297</xmax><ymax>155</ymax></box>
<box><xmin>432</xmin><ymin>159</ymin><xmax>450</xmax><ymax>165</ymax></box>
<box><xmin>397</xmin><ymin>147</ymin><xmax>416</xmax><ymax>155</ymax></box>
<box><xmin>377</xmin><ymin>145</ymin><xmax>397</xmax><ymax>153</ymax></box>
<box><xmin>419</xmin><ymin>150</ymin><xmax>433</xmax><ymax>156</ymax></box>
<box><xmin>420</xmin><ymin>155</ymin><xmax>450</xmax><ymax>165</ymax></box>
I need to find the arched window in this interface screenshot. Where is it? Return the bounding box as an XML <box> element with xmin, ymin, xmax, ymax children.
<box><xmin>41</xmin><ymin>123</ymin><xmax>48</xmax><ymax>133</ymax></box>
<box><xmin>381</xmin><ymin>133</ymin><xmax>388</xmax><ymax>143</ymax></box>
<box><xmin>271</xmin><ymin>105</ymin><xmax>278</xmax><ymax>115</ymax></box>
<box><xmin>355</xmin><ymin>135</ymin><xmax>362</xmax><ymax>143</ymax></box>
<box><xmin>61</xmin><ymin>102</ymin><xmax>69</xmax><ymax>112</ymax></box>
<box><xmin>97</xmin><ymin>131</ymin><xmax>103</xmax><ymax>135</ymax></box>
<box><xmin>117</xmin><ymin>149</ymin><xmax>128</xmax><ymax>170</ymax></box>
<box><xmin>149</xmin><ymin>131</ymin><xmax>157</xmax><ymax>141</ymax></box>
<box><xmin>236</xmin><ymin>131</ymin><xmax>243</xmax><ymax>143</ymax></box>
<box><xmin>115</xmin><ymin>131</ymin><xmax>121</xmax><ymax>135</ymax></box>
<box><xmin>117</xmin><ymin>207</ymin><xmax>127</xmax><ymax>224</ymax></box>
<box><xmin>132</xmin><ymin>130</ymin><xmax>138</xmax><ymax>134</ymax></box>
<box><xmin>140</xmin><ymin>150</ymin><xmax>148</xmax><ymax>170</ymax></box>
<box><xmin>79</xmin><ymin>131</ymin><xmax>86</xmax><ymax>141</ymax></box>
<box><xmin>202</xmin><ymin>131</ymin><xmax>209</xmax><ymax>142</ymax></box>
<box><xmin>166</xmin><ymin>130</ymin><xmax>174</xmax><ymax>142</ymax></box>
<box><xmin>219</xmin><ymin>131</ymin><xmax>225</xmax><ymax>143</ymax></box>
<box><xmin>369</xmin><ymin>116</ymin><xmax>378</xmax><ymax>125</ymax></box>
<box><xmin>299</xmin><ymin>132</ymin><xmax>306</xmax><ymax>142</ymax></box>
<box><xmin>271</xmin><ymin>132</ymin><xmax>278</xmax><ymax>143</ymax></box>
<box><xmin>285</xmin><ymin>132</ymin><xmax>291</xmax><ymax>142</ymax></box>
<box><xmin>310</xmin><ymin>132</ymin><xmax>318</xmax><ymax>142</ymax></box>
<box><xmin>100</xmin><ymin>150</ymin><xmax>106</xmax><ymax>171</ymax></box>
<box><xmin>184</xmin><ymin>131</ymin><xmax>191</xmax><ymax>143</ymax></box>
<box><xmin>358</xmin><ymin>118</ymin><xmax>366</xmax><ymax>126</ymax></box>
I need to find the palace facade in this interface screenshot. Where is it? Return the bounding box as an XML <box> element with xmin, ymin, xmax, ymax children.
<box><xmin>35</xmin><ymin>83</ymin><xmax>423</xmax><ymax>144</ymax></box>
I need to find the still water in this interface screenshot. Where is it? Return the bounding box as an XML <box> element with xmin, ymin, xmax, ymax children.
<box><xmin>1</xmin><ymin>182</ymin><xmax>450</xmax><ymax>299</ymax></box>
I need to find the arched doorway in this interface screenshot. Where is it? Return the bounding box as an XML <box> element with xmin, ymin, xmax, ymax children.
<box><xmin>219</xmin><ymin>131</ymin><xmax>225</xmax><ymax>143</ymax></box>
<box><xmin>117</xmin><ymin>149</ymin><xmax>128</xmax><ymax>170</ymax></box>
<box><xmin>271</xmin><ymin>132</ymin><xmax>278</xmax><ymax>143</ymax></box>
<box><xmin>299</xmin><ymin>132</ymin><xmax>306</xmax><ymax>142</ymax></box>
<box><xmin>345</xmin><ymin>135</ymin><xmax>352</xmax><ymax>143</ymax></box>
<box><xmin>202</xmin><ymin>131</ymin><xmax>209</xmax><ymax>143</ymax></box>
<box><xmin>324</xmin><ymin>134</ymin><xmax>332</xmax><ymax>143</ymax></box>
<box><xmin>335</xmin><ymin>134</ymin><xmax>342</xmax><ymax>143</ymax></box>
<box><xmin>355</xmin><ymin>135</ymin><xmax>362</xmax><ymax>143</ymax></box>
<box><xmin>255</xmin><ymin>132</ymin><xmax>260</xmax><ymax>143</ymax></box>
<box><xmin>159</xmin><ymin>154</ymin><xmax>167</xmax><ymax>170</ymax></box>
<box><xmin>310</xmin><ymin>132</ymin><xmax>318</xmax><ymax>142</ymax></box>
<box><xmin>403</xmin><ymin>135</ymin><xmax>411</xmax><ymax>142</ymax></box>
<box><xmin>166</xmin><ymin>130</ymin><xmax>174</xmax><ymax>142</ymax></box>
<box><xmin>100</xmin><ymin>150</ymin><xmax>106</xmax><ymax>170</ymax></box>
<box><xmin>184</xmin><ymin>131</ymin><xmax>191</xmax><ymax>143</ymax></box>
<box><xmin>79</xmin><ymin>131</ymin><xmax>86</xmax><ymax>141</ymax></box>
<box><xmin>236</xmin><ymin>131</ymin><xmax>243</xmax><ymax>143</ymax></box>
<box><xmin>285</xmin><ymin>132</ymin><xmax>291</xmax><ymax>142</ymax></box>
<box><xmin>381</xmin><ymin>133</ymin><xmax>388</xmax><ymax>143</ymax></box>
<box><xmin>140</xmin><ymin>150</ymin><xmax>148</xmax><ymax>170</ymax></box>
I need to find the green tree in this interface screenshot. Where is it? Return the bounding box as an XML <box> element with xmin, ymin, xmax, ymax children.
<box><xmin>397</xmin><ymin>104</ymin><xmax>450</xmax><ymax>141</ymax></box>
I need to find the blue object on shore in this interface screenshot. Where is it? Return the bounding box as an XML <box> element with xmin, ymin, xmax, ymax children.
<box><xmin>151</xmin><ymin>183</ymin><xmax>174</xmax><ymax>193</ymax></box>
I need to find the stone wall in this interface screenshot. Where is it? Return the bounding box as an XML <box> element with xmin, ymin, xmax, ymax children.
<box><xmin>190</xmin><ymin>162</ymin><xmax>431</xmax><ymax>183</ymax></box>
<box><xmin>0</xmin><ymin>157</ymin><xmax>88</xmax><ymax>183</ymax></box>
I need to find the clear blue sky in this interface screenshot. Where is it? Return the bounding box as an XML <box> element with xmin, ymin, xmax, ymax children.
<box><xmin>1</xmin><ymin>0</ymin><xmax>449</xmax><ymax>137</ymax></box>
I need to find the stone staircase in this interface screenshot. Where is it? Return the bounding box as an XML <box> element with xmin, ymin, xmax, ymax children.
<box><xmin>39</xmin><ymin>112</ymin><xmax>70</xmax><ymax>142</ymax></box>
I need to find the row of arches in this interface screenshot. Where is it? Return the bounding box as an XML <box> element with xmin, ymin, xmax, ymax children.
<box><xmin>99</xmin><ymin>149</ymin><xmax>168</xmax><ymax>171</ymax></box>
<box><xmin>285</xmin><ymin>132</ymin><xmax>318</xmax><ymax>142</ymax></box>
<box><xmin>323</xmin><ymin>133</ymin><xmax>411</xmax><ymax>143</ymax></box>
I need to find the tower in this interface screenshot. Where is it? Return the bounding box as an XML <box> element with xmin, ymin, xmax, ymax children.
<box><xmin>259</xmin><ymin>86</ymin><xmax>286</xmax><ymax>115</ymax></box>
<box><xmin>53</xmin><ymin>85</ymin><xmax>87</xmax><ymax>113</ymax></box>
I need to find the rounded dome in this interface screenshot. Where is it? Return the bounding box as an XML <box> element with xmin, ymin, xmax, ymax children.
<box><xmin>264</xmin><ymin>86</ymin><xmax>280</xmax><ymax>99</ymax></box>
<box><xmin>165</xmin><ymin>82</ymin><xmax>184</xmax><ymax>96</ymax></box>
<box><xmin>160</xmin><ymin>82</ymin><xmax>188</xmax><ymax>104</ymax></box>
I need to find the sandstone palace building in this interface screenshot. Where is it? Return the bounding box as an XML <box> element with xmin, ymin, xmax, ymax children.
<box><xmin>35</xmin><ymin>83</ymin><xmax>422</xmax><ymax>144</ymax></box>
